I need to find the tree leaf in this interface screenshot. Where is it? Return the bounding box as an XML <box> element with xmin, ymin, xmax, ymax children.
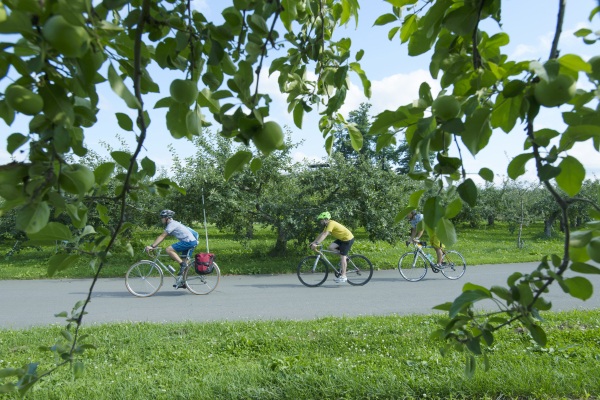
<box><xmin>423</xmin><ymin>196</ymin><xmax>444</xmax><ymax>229</ymax></box>
<box><xmin>16</xmin><ymin>202</ymin><xmax>50</xmax><ymax>234</ymax></box>
<box><xmin>115</xmin><ymin>112</ymin><xmax>133</xmax><ymax>131</ymax></box>
<box><xmin>373</xmin><ymin>13</ymin><xmax>398</xmax><ymax>26</ymax></box>
<box><xmin>400</xmin><ymin>14</ymin><xmax>417</xmax><ymax>43</ymax></box>
<box><xmin>224</xmin><ymin>150</ymin><xmax>252</xmax><ymax>181</ymax></box>
<box><xmin>570</xmin><ymin>262</ymin><xmax>600</xmax><ymax>274</ymax></box>
<box><xmin>457</xmin><ymin>178</ymin><xmax>478</xmax><ymax>207</ymax></box>
<box><xmin>450</xmin><ymin>290</ymin><xmax>491</xmax><ymax>318</ymax></box>
<box><xmin>445</xmin><ymin>198</ymin><xmax>463</xmax><ymax>219</ymax></box>
<box><xmin>507</xmin><ymin>153</ymin><xmax>534</xmax><ymax>179</ymax></box>
<box><xmin>141</xmin><ymin>157</ymin><xmax>156</xmax><ymax>177</ymax></box>
<box><xmin>479</xmin><ymin>167</ymin><xmax>494</xmax><ymax>182</ymax></box>
<box><xmin>347</xmin><ymin>123</ymin><xmax>363</xmax><ymax>151</ymax></box>
<box><xmin>7</xmin><ymin>133</ymin><xmax>28</xmax><ymax>154</ymax></box>
<box><xmin>293</xmin><ymin>102</ymin><xmax>304</xmax><ymax>129</ymax></box>
<box><xmin>564</xmin><ymin>276</ymin><xmax>593</xmax><ymax>300</ymax></box>
<box><xmin>436</xmin><ymin>217</ymin><xmax>457</xmax><ymax>247</ymax></box>
<box><xmin>555</xmin><ymin>156</ymin><xmax>585</xmax><ymax>197</ymax></box>
<box><xmin>27</xmin><ymin>222</ymin><xmax>73</xmax><ymax>242</ymax></box>
<box><xmin>111</xmin><ymin>151</ymin><xmax>132</xmax><ymax>169</ymax></box>
<box><xmin>48</xmin><ymin>254</ymin><xmax>80</xmax><ymax>277</ymax></box>
<box><xmin>94</xmin><ymin>163</ymin><xmax>115</xmax><ymax>185</ymax></box>
<box><xmin>461</xmin><ymin>108</ymin><xmax>492</xmax><ymax>156</ymax></box>
<box><xmin>107</xmin><ymin>64</ymin><xmax>141</xmax><ymax>110</ymax></box>
<box><xmin>527</xmin><ymin>324</ymin><xmax>547</xmax><ymax>347</ymax></box>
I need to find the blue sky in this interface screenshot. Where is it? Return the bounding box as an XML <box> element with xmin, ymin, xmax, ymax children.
<box><xmin>1</xmin><ymin>0</ymin><xmax>599</xmax><ymax>184</ymax></box>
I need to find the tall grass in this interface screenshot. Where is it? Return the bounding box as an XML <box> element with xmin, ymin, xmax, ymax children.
<box><xmin>1</xmin><ymin>310</ymin><xmax>598</xmax><ymax>399</ymax></box>
<box><xmin>0</xmin><ymin>222</ymin><xmax>564</xmax><ymax>280</ymax></box>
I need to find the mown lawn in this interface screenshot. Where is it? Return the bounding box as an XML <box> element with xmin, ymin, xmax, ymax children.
<box><xmin>0</xmin><ymin>310</ymin><xmax>598</xmax><ymax>399</ymax></box>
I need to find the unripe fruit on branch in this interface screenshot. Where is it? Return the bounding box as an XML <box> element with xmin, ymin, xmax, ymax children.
<box><xmin>252</xmin><ymin>121</ymin><xmax>284</xmax><ymax>155</ymax></box>
<box><xmin>533</xmin><ymin>74</ymin><xmax>576</xmax><ymax>107</ymax></box>
<box><xmin>5</xmin><ymin>85</ymin><xmax>44</xmax><ymax>115</ymax></box>
<box><xmin>169</xmin><ymin>79</ymin><xmax>198</xmax><ymax>106</ymax></box>
<box><xmin>43</xmin><ymin>15</ymin><xmax>90</xmax><ymax>58</ymax></box>
<box><xmin>432</xmin><ymin>95</ymin><xmax>461</xmax><ymax>121</ymax></box>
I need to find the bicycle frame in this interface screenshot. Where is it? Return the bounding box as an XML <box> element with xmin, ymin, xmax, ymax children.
<box><xmin>408</xmin><ymin>242</ymin><xmax>438</xmax><ymax>267</ymax></box>
<box><xmin>145</xmin><ymin>248</ymin><xmax>193</xmax><ymax>282</ymax></box>
<box><xmin>398</xmin><ymin>240</ymin><xmax>466</xmax><ymax>281</ymax></box>
<box><xmin>296</xmin><ymin>244</ymin><xmax>374</xmax><ymax>287</ymax></box>
<box><xmin>313</xmin><ymin>247</ymin><xmax>349</xmax><ymax>276</ymax></box>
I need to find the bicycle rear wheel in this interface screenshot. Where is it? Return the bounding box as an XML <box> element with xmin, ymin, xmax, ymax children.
<box><xmin>440</xmin><ymin>250</ymin><xmax>466</xmax><ymax>280</ymax></box>
<box><xmin>185</xmin><ymin>263</ymin><xmax>221</xmax><ymax>295</ymax></box>
<box><xmin>398</xmin><ymin>252</ymin><xmax>428</xmax><ymax>282</ymax></box>
<box><xmin>125</xmin><ymin>261</ymin><xmax>163</xmax><ymax>297</ymax></box>
<box><xmin>297</xmin><ymin>255</ymin><xmax>328</xmax><ymax>287</ymax></box>
<box><xmin>346</xmin><ymin>254</ymin><xmax>373</xmax><ymax>286</ymax></box>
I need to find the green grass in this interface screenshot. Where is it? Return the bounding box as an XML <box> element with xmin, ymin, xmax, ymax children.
<box><xmin>0</xmin><ymin>222</ymin><xmax>565</xmax><ymax>280</ymax></box>
<box><xmin>1</xmin><ymin>310</ymin><xmax>598</xmax><ymax>399</ymax></box>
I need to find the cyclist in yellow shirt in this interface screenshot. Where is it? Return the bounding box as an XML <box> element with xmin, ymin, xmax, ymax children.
<box><xmin>310</xmin><ymin>211</ymin><xmax>355</xmax><ymax>283</ymax></box>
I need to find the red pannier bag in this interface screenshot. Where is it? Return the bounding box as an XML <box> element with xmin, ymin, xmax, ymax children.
<box><xmin>194</xmin><ymin>253</ymin><xmax>215</xmax><ymax>275</ymax></box>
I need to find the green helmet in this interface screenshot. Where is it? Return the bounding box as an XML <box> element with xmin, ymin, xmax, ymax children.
<box><xmin>316</xmin><ymin>211</ymin><xmax>331</xmax><ymax>220</ymax></box>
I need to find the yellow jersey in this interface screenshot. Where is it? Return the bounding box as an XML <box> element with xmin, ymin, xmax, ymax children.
<box><xmin>324</xmin><ymin>220</ymin><xmax>354</xmax><ymax>241</ymax></box>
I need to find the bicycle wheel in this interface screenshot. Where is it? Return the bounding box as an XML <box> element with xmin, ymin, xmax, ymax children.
<box><xmin>297</xmin><ymin>255</ymin><xmax>328</xmax><ymax>287</ymax></box>
<box><xmin>440</xmin><ymin>250</ymin><xmax>466</xmax><ymax>280</ymax></box>
<box><xmin>125</xmin><ymin>261</ymin><xmax>163</xmax><ymax>297</ymax></box>
<box><xmin>185</xmin><ymin>263</ymin><xmax>221</xmax><ymax>295</ymax></box>
<box><xmin>398</xmin><ymin>252</ymin><xmax>428</xmax><ymax>282</ymax></box>
<box><xmin>346</xmin><ymin>254</ymin><xmax>374</xmax><ymax>286</ymax></box>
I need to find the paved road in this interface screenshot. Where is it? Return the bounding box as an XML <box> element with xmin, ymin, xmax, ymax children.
<box><xmin>1</xmin><ymin>262</ymin><xmax>599</xmax><ymax>329</ymax></box>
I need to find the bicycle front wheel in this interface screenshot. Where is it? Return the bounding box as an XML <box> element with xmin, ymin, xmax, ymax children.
<box><xmin>125</xmin><ymin>261</ymin><xmax>163</xmax><ymax>297</ymax></box>
<box><xmin>346</xmin><ymin>254</ymin><xmax>373</xmax><ymax>286</ymax></box>
<box><xmin>297</xmin><ymin>255</ymin><xmax>328</xmax><ymax>287</ymax></box>
<box><xmin>398</xmin><ymin>252</ymin><xmax>428</xmax><ymax>282</ymax></box>
<box><xmin>440</xmin><ymin>250</ymin><xmax>466</xmax><ymax>280</ymax></box>
<box><xmin>185</xmin><ymin>262</ymin><xmax>221</xmax><ymax>295</ymax></box>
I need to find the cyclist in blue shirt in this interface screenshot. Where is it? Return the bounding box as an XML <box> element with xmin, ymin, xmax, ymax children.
<box><xmin>407</xmin><ymin>210</ymin><xmax>444</xmax><ymax>271</ymax></box>
<box><xmin>145</xmin><ymin>209</ymin><xmax>198</xmax><ymax>278</ymax></box>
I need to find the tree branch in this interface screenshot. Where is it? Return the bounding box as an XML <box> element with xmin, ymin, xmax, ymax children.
<box><xmin>549</xmin><ymin>0</ymin><xmax>566</xmax><ymax>60</ymax></box>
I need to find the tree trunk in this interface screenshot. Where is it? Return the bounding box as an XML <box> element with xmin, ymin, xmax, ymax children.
<box><xmin>269</xmin><ymin>226</ymin><xmax>287</xmax><ymax>256</ymax></box>
<box><xmin>245</xmin><ymin>223</ymin><xmax>254</xmax><ymax>239</ymax></box>
<box><xmin>487</xmin><ymin>215</ymin><xmax>495</xmax><ymax>226</ymax></box>
<box><xmin>543</xmin><ymin>211</ymin><xmax>560</xmax><ymax>237</ymax></box>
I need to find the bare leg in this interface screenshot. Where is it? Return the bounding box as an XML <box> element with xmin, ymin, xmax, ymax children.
<box><xmin>340</xmin><ymin>254</ymin><xmax>347</xmax><ymax>277</ymax></box>
<box><xmin>165</xmin><ymin>246</ymin><xmax>183</xmax><ymax>264</ymax></box>
<box><xmin>435</xmin><ymin>247</ymin><xmax>443</xmax><ymax>264</ymax></box>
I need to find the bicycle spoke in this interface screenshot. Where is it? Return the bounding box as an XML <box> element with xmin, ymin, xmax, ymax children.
<box><xmin>185</xmin><ymin>263</ymin><xmax>220</xmax><ymax>295</ymax></box>
<box><xmin>125</xmin><ymin>261</ymin><xmax>163</xmax><ymax>297</ymax></box>
<box><xmin>346</xmin><ymin>255</ymin><xmax>373</xmax><ymax>286</ymax></box>
<box><xmin>398</xmin><ymin>252</ymin><xmax>427</xmax><ymax>282</ymax></box>
<box><xmin>440</xmin><ymin>251</ymin><xmax>466</xmax><ymax>280</ymax></box>
<box><xmin>297</xmin><ymin>255</ymin><xmax>328</xmax><ymax>287</ymax></box>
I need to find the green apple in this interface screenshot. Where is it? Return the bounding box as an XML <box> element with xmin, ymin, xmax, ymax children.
<box><xmin>587</xmin><ymin>237</ymin><xmax>600</xmax><ymax>263</ymax></box>
<box><xmin>252</xmin><ymin>121</ymin><xmax>284</xmax><ymax>155</ymax></box>
<box><xmin>169</xmin><ymin>79</ymin><xmax>198</xmax><ymax>106</ymax></box>
<box><xmin>587</xmin><ymin>56</ymin><xmax>600</xmax><ymax>81</ymax></box>
<box><xmin>59</xmin><ymin>164</ymin><xmax>95</xmax><ymax>195</ymax></box>
<box><xmin>5</xmin><ymin>84</ymin><xmax>44</xmax><ymax>115</ymax></box>
<box><xmin>43</xmin><ymin>15</ymin><xmax>90</xmax><ymax>58</ymax></box>
<box><xmin>432</xmin><ymin>95</ymin><xmax>461</xmax><ymax>121</ymax></box>
<box><xmin>534</xmin><ymin>74</ymin><xmax>576</xmax><ymax>107</ymax></box>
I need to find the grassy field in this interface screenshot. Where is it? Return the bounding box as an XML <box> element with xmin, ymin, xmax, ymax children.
<box><xmin>0</xmin><ymin>310</ymin><xmax>598</xmax><ymax>399</ymax></box>
<box><xmin>0</xmin><ymin>222</ymin><xmax>564</xmax><ymax>280</ymax></box>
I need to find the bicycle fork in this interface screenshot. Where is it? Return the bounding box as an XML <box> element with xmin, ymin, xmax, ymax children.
<box><xmin>311</xmin><ymin>255</ymin><xmax>322</xmax><ymax>273</ymax></box>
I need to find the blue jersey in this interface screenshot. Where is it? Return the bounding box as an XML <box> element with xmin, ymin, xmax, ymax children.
<box><xmin>410</xmin><ymin>213</ymin><xmax>423</xmax><ymax>229</ymax></box>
